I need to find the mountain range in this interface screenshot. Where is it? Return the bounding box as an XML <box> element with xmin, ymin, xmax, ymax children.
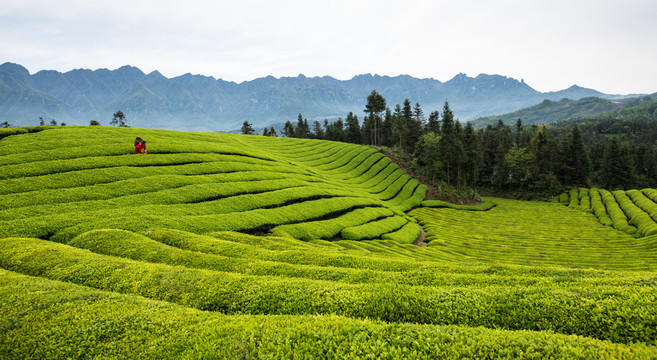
<box><xmin>0</xmin><ymin>62</ymin><xmax>637</xmax><ymax>131</ymax></box>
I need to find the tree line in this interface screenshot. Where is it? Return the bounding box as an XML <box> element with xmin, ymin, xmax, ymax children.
<box><xmin>252</xmin><ymin>91</ymin><xmax>657</xmax><ymax>198</ymax></box>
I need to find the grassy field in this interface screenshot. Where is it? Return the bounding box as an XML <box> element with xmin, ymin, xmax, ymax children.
<box><xmin>1</xmin><ymin>126</ymin><xmax>656</xmax><ymax>358</ymax></box>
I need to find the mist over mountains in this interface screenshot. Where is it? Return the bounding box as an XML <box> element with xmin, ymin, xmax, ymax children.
<box><xmin>0</xmin><ymin>62</ymin><xmax>626</xmax><ymax>131</ymax></box>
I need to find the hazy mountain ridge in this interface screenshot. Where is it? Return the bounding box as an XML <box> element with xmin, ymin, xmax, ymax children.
<box><xmin>0</xmin><ymin>62</ymin><xmax>623</xmax><ymax>131</ymax></box>
<box><xmin>471</xmin><ymin>94</ymin><xmax>657</xmax><ymax>129</ymax></box>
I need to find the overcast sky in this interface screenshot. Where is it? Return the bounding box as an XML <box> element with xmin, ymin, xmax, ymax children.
<box><xmin>1</xmin><ymin>0</ymin><xmax>656</xmax><ymax>94</ymax></box>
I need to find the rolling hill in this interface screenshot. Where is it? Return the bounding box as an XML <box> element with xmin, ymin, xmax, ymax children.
<box><xmin>1</xmin><ymin>126</ymin><xmax>656</xmax><ymax>358</ymax></box>
<box><xmin>471</xmin><ymin>93</ymin><xmax>657</xmax><ymax>129</ymax></box>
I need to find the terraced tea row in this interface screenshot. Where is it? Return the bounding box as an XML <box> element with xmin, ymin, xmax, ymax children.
<box><xmin>2</xmin><ymin>233</ymin><xmax>656</xmax><ymax>347</ymax></box>
<box><xmin>561</xmin><ymin>188</ymin><xmax>657</xmax><ymax>237</ymax></box>
<box><xmin>5</xmin><ymin>268</ymin><xmax>654</xmax><ymax>359</ymax></box>
<box><xmin>410</xmin><ymin>197</ymin><xmax>657</xmax><ymax>271</ymax></box>
<box><xmin>0</xmin><ymin>126</ymin><xmax>426</xmax><ymax>243</ymax></box>
<box><xmin>2</xmin><ymin>126</ymin><xmax>656</xmax><ymax>357</ymax></box>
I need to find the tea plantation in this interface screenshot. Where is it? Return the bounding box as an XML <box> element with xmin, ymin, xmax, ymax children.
<box><xmin>1</xmin><ymin>126</ymin><xmax>656</xmax><ymax>359</ymax></box>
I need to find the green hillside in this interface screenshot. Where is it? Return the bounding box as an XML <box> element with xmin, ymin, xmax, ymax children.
<box><xmin>471</xmin><ymin>97</ymin><xmax>625</xmax><ymax>128</ymax></box>
<box><xmin>0</xmin><ymin>126</ymin><xmax>425</xmax><ymax>243</ymax></box>
<box><xmin>1</xmin><ymin>126</ymin><xmax>657</xmax><ymax>358</ymax></box>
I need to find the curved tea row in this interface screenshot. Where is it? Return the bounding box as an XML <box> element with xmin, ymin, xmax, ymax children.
<box><xmin>0</xmin><ymin>126</ymin><xmax>425</xmax><ymax>243</ymax></box>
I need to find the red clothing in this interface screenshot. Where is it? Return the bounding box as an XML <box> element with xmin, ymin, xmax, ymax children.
<box><xmin>135</xmin><ymin>143</ymin><xmax>144</xmax><ymax>154</ymax></box>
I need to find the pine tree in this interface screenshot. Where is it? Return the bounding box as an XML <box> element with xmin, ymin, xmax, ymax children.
<box><xmin>283</xmin><ymin>121</ymin><xmax>294</xmax><ymax>137</ymax></box>
<box><xmin>569</xmin><ymin>126</ymin><xmax>590</xmax><ymax>186</ymax></box>
<box><xmin>515</xmin><ymin>119</ymin><xmax>523</xmax><ymax>146</ymax></box>
<box><xmin>364</xmin><ymin>90</ymin><xmax>386</xmax><ymax>146</ymax></box>
<box><xmin>345</xmin><ymin>112</ymin><xmax>361</xmax><ymax>144</ymax></box>
<box><xmin>427</xmin><ymin>111</ymin><xmax>440</xmax><ymax>135</ymax></box>
<box><xmin>402</xmin><ymin>99</ymin><xmax>422</xmax><ymax>153</ymax></box>
<box><xmin>438</xmin><ymin>101</ymin><xmax>457</xmax><ymax>185</ymax></box>
<box><xmin>603</xmin><ymin>138</ymin><xmax>626</xmax><ymax>189</ymax></box>
<box><xmin>312</xmin><ymin>120</ymin><xmax>324</xmax><ymax>139</ymax></box>
<box><xmin>241</xmin><ymin>121</ymin><xmax>255</xmax><ymax>135</ymax></box>
<box><xmin>463</xmin><ymin>122</ymin><xmax>481</xmax><ymax>191</ymax></box>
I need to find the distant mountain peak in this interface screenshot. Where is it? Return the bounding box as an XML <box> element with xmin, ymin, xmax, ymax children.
<box><xmin>0</xmin><ymin>62</ymin><xmax>32</xmax><ymax>84</ymax></box>
<box><xmin>0</xmin><ymin>62</ymin><xmax>624</xmax><ymax>132</ymax></box>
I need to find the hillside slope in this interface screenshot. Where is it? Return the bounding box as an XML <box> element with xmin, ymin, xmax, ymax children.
<box><xmin>471</xmin><ymin>94</ymin><xmax>657</xmax><ymax>129</ymax></box>
<box><xmin>0</xmin><ymin>126</ymin><xmax>426</xmax><ymax>243</ymax></box>
<box><xmin>1</xmin><ymin>127</ymin><xmax>656</xmax><ymax>358</ymax></box>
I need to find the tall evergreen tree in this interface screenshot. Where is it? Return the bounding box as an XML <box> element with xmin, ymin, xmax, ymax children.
<box><xmin>515</xmin><ymin>118</ymin><xmax>523</xmax><ymax>146</ymax></box>
<box><xmin>344</xmin><ymin>112</ymin><xmax>361</xmax><ymax>144</ymax></box>
<box><xmin>603</xmin><ymin>137</ymin><xmax>626</xmax><ymax>189</ymax></box>
<box><xmin>312</xmin><ymin>120</ymin><xmax>324</xmax><ymax>139</ymax></box>
<box><xmin>493</xmin><ymin>120</ymin><xmax>513</xmax><ymax>186</ymax></box>
<box><xmin>364</xmin><ymin>90</ymin><xmax>386</xmax><ymax>146</ymax></box>
<box><xmin>569</xmin><ymin>126</ymin><xmax>590</xmax><ymax>185</ymax></box>
<box><xmin>463</xmin><ymin>122</ymin><xmax>481</xmax><ymax>191</ymax></box>
<box><xmin>413</xmin><ymin>102</ymin><xmax>425</xmax><ymax>127</ymax></box>
<box><xmin>382</xmin><ymin>108</ymin><xmax>394</xmax><ymax>147</ymax></box>
<box><xmin>392</xmin><ymin>104</ymin><xmax>405</xmax><ymax>151</ymax></box>
<box><xmin>427</xmin><ymin>110</ymin><xmax>440</xmax><ymax>135</ymax></box>
<box><xmin>438</xmin><ymin>101</ymin><xmax>457</xmax><ymax>185</ymax></box>
<box><xmin>402</xmin><ymin>99</ymin><xmax>422</xmax><ymax>153</ymax></box>
<box><xmin>283</xmin><ymin>121</ymin><xmax>295</xmax><ymax>137</ymax></box>
<box><xmin>241</xmin><ymin>121</ymin><xmax>255</xmax><ymax>135</ymax></box>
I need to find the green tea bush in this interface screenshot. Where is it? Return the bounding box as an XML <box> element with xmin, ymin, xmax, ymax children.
<box><xmin>614</xmin><ymin>190</ymin><xmax>657</xmax><ymax>236</ymax></box>
<box><xmin>2</xmin><ymin>238</ymin><xmax>657</xmax><ymax>345</ymax></box>
<box><xmin>627</xmin><ymin>189</ymin><xmax>657</xmax><ymax>221</ymax></box>
<box><xmin>599</xmin><ymin>189</ymin><xmax>637</xmax><ymax>235</ymax></box>
<box><xmin>395</xmin><ymin>184</ymin><xmax>428</xmax><ymax>211</ymax></box>
<box><xmin>589</xmin><ymin>188</ymin><xmax>613</xmax><ymax>226</ymax></box>
<box><xmin>578</xmin><ymin>188</ymin><xmax>592</xmax><ymax>213</ymax></box>
<box><xmin>3</xmin><ymin>268</ymin><xmax>654</xmax><ymax>359</ymax></box>
<box><xmin>422</xmin><ymin>200</ymin><xmax>495</xmax><ymax>211</ymax></box>
<box><xmin>381</xmin><ymin>222</ymin><xmax>422</xmax><ymax>244</ymax></box>
<box><xmin>273</xmin><ymin>207</ymin><xmax>394</xmax><ymax>241</ymax></box>
<box><xmin>340</xmin><ymin>216</ymin><xmax>409</xmax><ymax>240</ymax></box>
<box><xmin>568</xmin><ymin>188</ymin><xmax>579</xmax><ymax>208</ymax></box>
<box><xmin>412</xmin><ymin>197</ymin><xmax>657</xmax><ymax>271</ymax></box>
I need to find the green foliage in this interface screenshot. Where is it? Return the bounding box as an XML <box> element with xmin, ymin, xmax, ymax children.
<box><xmin>421</xmin><ymin>200</ymin><xmax>495</xmax><ymax>211</ymax></box>
<box><xmin>0</xmin><ymin>126</ymin><xmax>425</xmax><ymax>243</ymax></box>
<box><xmin>4</xmin><ymin>269</ymin><xmax>655</xmax><ymax>359</ymax></box>
<box><xmin>3</xmin><ymin>237</ymin><xmax>657</xmax><ymax>346</ymax></box>
<box><xmin>472</xmin><ymin>97</ymin><xmax>625</xmax><ymax>129</ymax></box>
<box><xmin>411</xmin><ymin>197</ymin><xmax>657</xmax><ymax>271</ymax></box>
<box><xmin>561</xmin><ymin>187</ymin><xmax>657</xmax><ymax>237</ymax></box>
<box><xmin>3</xmin><ymin>126</ymin><xmax>657</xmax><ymax>358</ymax></box>
<box><xmin>240</xmin><ymin>120</ymin><xmax>255</xmax><ymax>135</ymax></box>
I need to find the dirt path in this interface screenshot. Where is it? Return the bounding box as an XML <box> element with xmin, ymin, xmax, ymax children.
<box><xmin>413</xmin><ymin>227</ymin><xmax>428</xmax><ymax>247</ymax></box>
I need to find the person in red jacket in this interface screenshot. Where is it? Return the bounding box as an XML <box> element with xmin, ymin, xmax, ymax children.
<box><xmin>134</xmin><ymin>137</ymin><xmax>146</xmax><ymax>154</ymax></box>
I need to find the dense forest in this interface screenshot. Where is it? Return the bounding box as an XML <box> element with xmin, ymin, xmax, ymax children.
<box><xmin>249</xmin><ymin>91</ymin><xmax>657</xmax><ymax>199</ymax></box>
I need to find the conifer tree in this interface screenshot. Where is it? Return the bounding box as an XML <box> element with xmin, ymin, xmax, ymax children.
<box><xmin>438</xmin><ymin>101</ymin><xmax>457</xmax><ymax>185</ymax></box>
<box><xmin>344</xmin><ymin>112</ymin><xmax>361</xmax><ymax>144</ymax></box>
<box><xmin>427</xmin><ymin>111</ymin><xmax>440</xmax><ymax>135</ymax></box>
<box><xmin>463</xmin><ymin>122</ymin><xmax>481</xmax><ymax>191</ymax></box>
<box><xmin>603</xmin><ymin>137</ymin><xmax>625</xmax><ymax>189</ymax></box>
<box><xmin>364</xmin><ymin>90</ymin><xmax>386</xmax><ymax>146</ymax></box>
<box><xmin>241</xmin><ymin>121</ymin><xmax>255</xmax><ymax>135</ymax></box>
<box><xmin>283</xmin><ymin>121</ymin><xmax>295</xmax><ymax>137</ymax></box>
